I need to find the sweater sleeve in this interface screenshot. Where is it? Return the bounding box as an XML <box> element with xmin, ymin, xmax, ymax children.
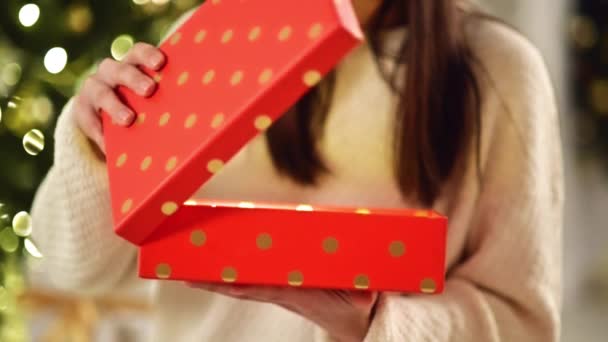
<box><xmin>29</xmin><ymin>99</ymin><xmax>137</xmax><ymax>295</ymax></box>
<box><xmin>359</xmin><ymin>25</ymin><xmax>564</xmax><ymax>342</ymax></box>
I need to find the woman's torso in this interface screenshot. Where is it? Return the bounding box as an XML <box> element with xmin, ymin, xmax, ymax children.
<box><xmin>151</xmin><ymin>28</ymin><xmax>475</xmax><ymax>341</ymax></box>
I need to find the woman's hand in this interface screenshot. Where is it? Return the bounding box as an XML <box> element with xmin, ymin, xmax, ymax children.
<box><xmin>188</xmin><ymin>282</ymin><xmax>377</xmax><ymax>342</ymax></box>
<box><xmin>73</xmin><ymin>43</ymin><xmax>166</xmax><ymax>154</ymax></box>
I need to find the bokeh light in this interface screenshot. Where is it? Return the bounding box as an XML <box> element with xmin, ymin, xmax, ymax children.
<box><xmin>570</xmin><ymin>15</ymin><xmax>598</xmax><ymax>49</ymax></box>
<box><xmin>0</xmin><ymin>227</ymin><xmax>19</xmax><ymax>253</ymax></box>
<box><xmin>0</xmin><ymin>287</ymin><xmax>7</xmax><ymax>311</ymax></box>
<box><xmin>1</xmin><ymin>63</ymin><xmax>22</xmax><ymax>86</ymax></box>
<box><xmin>22</xmin><ymin>129</ymin><xmax>45</xmax><ymax>156</ymax></box>
<box><xmin>18</xmin><ymin>4</ymin><xmax>40</xmax><ymax>28</ymax></box>
<box><xmin>67</xmin><ymin>4</ymin><xmax>93</xmax><ymax>33</ymax></box>
<box><xmin>133</xmin><ymin>0</ymin><xmax>150</xmax><ymax>5</ymax></box>
<box><xmin>111</xmin><ymin>34</ymin><xmax>135</xmax><ymax>61</ymax></box>
<box><xmin>43</xmin><ymin>47</ymin><xmax>68</xmax><ymax>74</ymax></box>
<box><xmin>24</xmin><ymin>238</ymin><xmax>43</xmax><ymax>258</ymax></box>
<box><xmin>12</xmin><ymin>211</ymin><xmax>32</xmax><ymax>237</ymax></box>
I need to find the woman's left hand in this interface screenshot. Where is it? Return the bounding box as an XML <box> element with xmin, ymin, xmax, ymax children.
<box><xmin>187</xmin><ymin>282</ymin><xmax>377</xmax><ymax>342</ymax></box>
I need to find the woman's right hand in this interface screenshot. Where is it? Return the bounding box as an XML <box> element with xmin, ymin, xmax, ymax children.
<box><xmin>73</xmin><ymin>42</ymin><xmax>166</xmax><ymax>154</ymax></box>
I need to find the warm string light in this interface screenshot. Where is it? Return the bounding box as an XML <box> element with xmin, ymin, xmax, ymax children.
<box><xmin>44</xmin><ymin>47</ymin><xmax>68</xmax><ymax>74</ymax></box>
<box><xmin>111</xmin><ymin>35</ymin><xmax>135</xmax><ymax>60</ymax></box>
<box><xmin>18</xmin><ymin>3</ymin><xmax>40</xmax><ymax>27</ymax></box>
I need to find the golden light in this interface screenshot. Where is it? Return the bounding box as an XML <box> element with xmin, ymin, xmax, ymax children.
<box><xmin>1</xmin><ymin>63</ymin><xmax>22</xmax><ymax>86</ymax></box>
<box><xmin>24</xmin><ymin>238</ymin><xmax>43</xmax><ymax>258</ymax></box>
<box><xmin>22</xmin><ymin>129</ymin><xmax>45</xmax><ymax>156</ymax></box>
<box><xmin>111</xmin><ymin>35</ymin><xmax>135</xmax><ymax>61</ymax></box>
<box><xmin>18</xmin><ymin>3</ymin><xmax>40</xmax><ymax>27</ymax></box>
<box><xmin>12</xmin><ymin>211</ymin><xmax>32</xmax><ymax>237</ymax></box>
<box><xmin>0</xmin><ymin>228</ymin><xmax>19</xmax><ymax>253</ymax></box>
<box><xmin>44</xmin><ymin>47</ymin><xmax>68</xmax><ymax>74</ymax></box>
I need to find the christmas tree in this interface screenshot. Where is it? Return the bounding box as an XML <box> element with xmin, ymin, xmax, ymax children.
<box><xmin>0</xmin><ymin>0</ymin><xmax>201</xmax><ymax>339</ymax></box>
<box><xmin>570</xmin><ymin>0</ymin><xmax>608</xmax><ymax>166</ymax></box>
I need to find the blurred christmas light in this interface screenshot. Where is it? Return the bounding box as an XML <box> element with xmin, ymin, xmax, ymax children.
<box><xmin>12</xmin><ymin>211</ymin><xmax>32</xmax><ymax>237</ymax></box>
<box><xmin>0</xmin><ymin>227</ymin><xmax>19</xmax><ymax>253</ymax></box>
<box><xmin>67</xmin><ymin>4</ymin><xmax>93</xmax><ymax>33</ymax></box>
<box><xmin>22</xmin><ymin>129</ymin><xmax>45</xmax><ymax>156</ymax></box>
<box><xmin>175</xmin><ymin>0</ymin><xmax>198</xmax><ymax>10</ymax></box>
<box><xmin>590</xmin><ymin>79</ymin><xmax>608</xmax><ymax>114</ymax></box>
<box><xmin>570</xmin><ymin>15</ymin><xmax>598</xmax><ymax>49</ymax></box>
<box><xmin>8</xmin><ymin>96</ymin><xmax>21</xmax><ymax>109</ymax></box>
<box><xmin>43</xmin><ymin>47</ymin><xmax>68</xmax><ymax>74</ymax></box>
<box><xmin>152</xmin><ymin>0</ymin><xmax>171</xmax><ymax>5</ymax></box>
<box><xmin>18</xmin><ymin>3</ymin><xmax>40</xmax><ymax>28</ymax></box>
<box><xmin>24</xmin><ymin>238</ymin><xmax>43</xmax><ymax>258</ymax></box>
<box><xmin>31</xmin><ymin>96</ymin><xmax>54</xmax><ymax>125</ymax></box>
<box><xmin>1</xmin><ymin>63</ymin><xmax>22</xmax><ymax>86</ymax></box>
<box><xmin>133</xmin><ymin>0</ymin><xmax>151</xmax><ymax>4</ymax></box>
<box><xmin>111</xmin><ymin>34</ymin><xmax>135</xmax><ymax>61</ymax></box>
<box><xmin>0</xmin><ymin>287</ymin><xmax>7</xmax><ymax>311</ymax></box>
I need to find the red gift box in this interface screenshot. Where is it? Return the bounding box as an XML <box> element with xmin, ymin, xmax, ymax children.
<box><xmin>102</xmin><ymin>0</ymin><xmax>447</xmax><ymax>293</ymax></box>
<box><xmin>140</xmin><ymin>200</ymin><xmax>446</xmax><ymax>293</ymax></box>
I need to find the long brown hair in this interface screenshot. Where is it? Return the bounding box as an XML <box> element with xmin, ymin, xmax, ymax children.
<box><xmin>265</xmin><ymin>0</ymin><xmax>481</xmax><ymax>206</ymax></box>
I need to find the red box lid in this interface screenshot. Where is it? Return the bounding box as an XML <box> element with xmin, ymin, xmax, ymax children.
<box><xmin>102</xmin><ymin>0</ymin><xmax>363</xmax><ymax>245</ymax></box>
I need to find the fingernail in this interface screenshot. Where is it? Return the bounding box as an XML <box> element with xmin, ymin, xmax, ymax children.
<box><xmin>139</xmin><ymin>81</ymin><xmax>154</xmax><ymax>95</ymax></box>
<box><xmin>151</xmin><ymin>54</ymin><xmax>164</xmax><ymax>69</ymax></box>
<box><xmin>120</xmin><ymin>110</ymin><xmax>134</xmax><ymax>124</ymax></box>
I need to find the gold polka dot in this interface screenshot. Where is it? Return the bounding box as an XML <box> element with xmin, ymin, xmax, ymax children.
<box><xmin>170</xmin><ymin>32</ymin><xmax>181</xmax><ymax>45</ymax></box>
<box><xmin>354</xmin><ymin>274</ymin><xmax>370</xmax><ymax>290</ymax></box>
<box><xmin>295</xmin><ymin>204</ymin><xmax>314</xmax><ymax>211</ymax></box>
<box><xmin>153</xmin><ymin>73</ymin><xmax>162</xmax><ymax>83</ymax></box>
<box><xmin>221</xmin><ymin>267</ymin><xmax>237</xmax><ymax>283</ymax></box>
<box><xmin>207</xmin><ymin>159</ymin><xmax>224</xmax><ymax>174</ymax></box>
<box><xmin>116</xmin><ymin>153</ymin><xmax>128</xmax><ymax>168</ymax></box>
<box><xmin>211</xmin><ymin>112</ymin><xmax>224</xmax><ymax>128</ymax></box>
<box><xmin>254</xmin><ymin>115</ymin><xmax>272</xmax><ymax>131</ymax></box>
<box><xmin>303</xmin><ymin>70</ymin><xmax>322</xmax><ymax>87</ymax></box>
<box><xmin>248</xmin><ymin>26</ymin><xmax>261</xmax><ymax>41</ymax></box>
<box><xmin>258</xmin><ymin>68</ymin><xmax>273</xmax><ymax>84</ymax></box>
<box><xmin>355</xmin><ymin>208</ymin><xmax>371</xmax><ymax>215</ymax></box>
<box><xmin>165</xmin><ymin>156</ymin><xmax>178</xmax><ymax>172</ymax></box>
<box><xmin>278</xmin><ymin>26</ymin><xmax>292</xmax><ymax>41</ymax></box>
<box><xmin>420</xmin><ymin>278</ymin><xmax>437</xmax><ymax>294</ymax></box>
<box><xmin>256</xmin><ymin>233</ymin><xmax>272</xmax><ymax>250</ymax></box>
<box><xmin>121</xmin><ymin>199</ymin><xmax>133</xmax><ymax>214</ymax></box>
<box><xmin>322</xmin><ymin>237</ymin><xmax>339</xmax><ymax>254</ymax></box>
<box><xmin>159</xmin><ymin>112</ymin><xmax>171</xmax><ymax>127</ymax></box>
<box><xmin>308</xmin><ymin>23</ymin><xmax>323</xmax><ymax>39</ymax></box>
<box><xmin>230</xmin><ymin>70</ymin><xmax>244</xmax><ymax>86</ymax></box>
<box><xmin>414</xmin><ymin>210</ymin><xmax>428</xmax><ymax>217</ymax></box>
<box><xmin>136</xmin><ymin>113</ymin><xmax>146</xmax><ymax>125</ymax></box>
<box><xmin>238</xmin><ymin>202</ymin><xmax>256</xmax><ymax>208</ymax></box>
<box><xmin>190</xmin><ymin>230</ymin><xmax>207</xmax><ymax>247</ymax></box>
<box><xmin>161</xmin><ymin>202</ymin><xmax>178</xmax><ymax>216</ymax></box>
<box><xmin>156</xmin><ymin>263</ymin><xmax>172</xmax><ymax>279</ymax></box>
<box><xmin>221</xmin><ymin>29</ymin><xmax>234</xmax><ymax>44</ymax></box>
<box><xmin>202</xmin><ymin>69</ymin><xmax>215</xmax><ymax>85</ymax></box>
<box><xmin>194</xmin><ymin>30</ymin><xmax>207</xmax><ymax>43</ymax></box>
<box><xmin>140</xmin><ymin>156</ymin><xmax>153</xmax><ymax>171</ymax></box>
<box><xmin>287</xmin><ymin>271</ymin><xmax>304</xmax><ymax>287</ymax></box>
<box><xmin>177</xmin><ymin>71</ymin><xmax>189</xmax><ymax>86</ymax></box>
<box><xmin>184</xmin><ymin>113</ymin><xmax>198</xmax><ymax>129</ymax></box>
<box><xmin>389</xmin><ymin>241</ymin><xmax>406</xmax><ymax>257</ymax></box>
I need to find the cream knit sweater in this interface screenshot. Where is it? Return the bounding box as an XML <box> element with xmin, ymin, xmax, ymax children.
<box><xmin>30</xmin><ymin>18</ymin><xmax>563</xmax><ymax>342</ymax></box>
